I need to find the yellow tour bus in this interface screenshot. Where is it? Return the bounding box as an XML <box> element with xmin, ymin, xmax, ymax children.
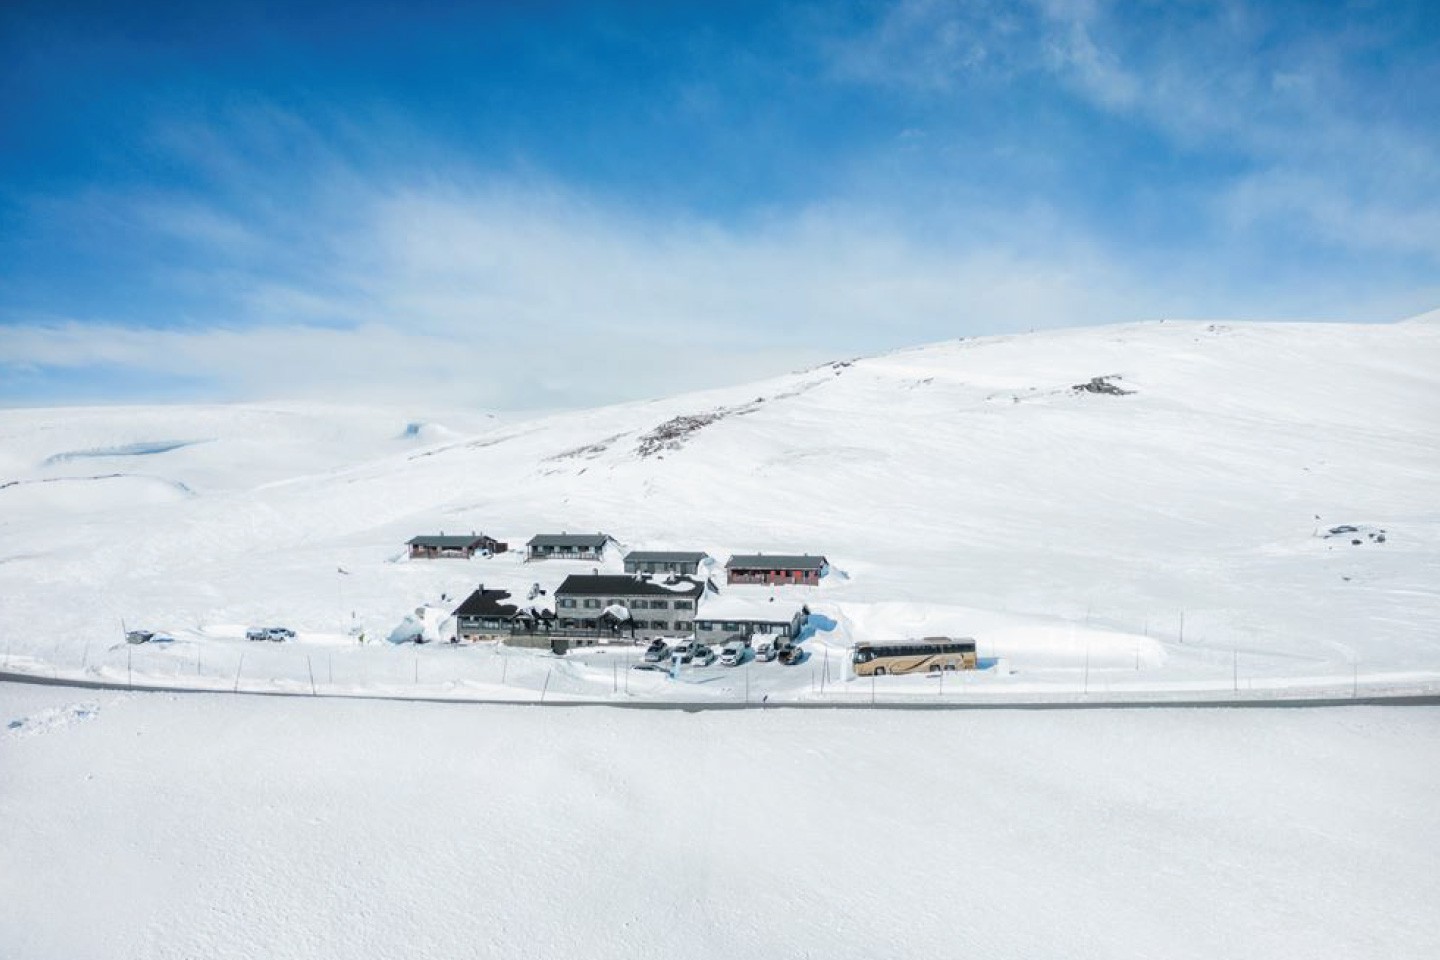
<box><xmin>851</xmin><ymin>637</ymin><xmax>978</xmax><ymax>676</ymax></box>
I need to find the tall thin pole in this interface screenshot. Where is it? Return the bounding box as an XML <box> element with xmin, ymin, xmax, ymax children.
<box><xmin>127</xmin><ymin>646</ymin><xmax>133</xmax><ymax>689</ymax></box>
<box><xmin>1232</xmin><ymin>649</ymin><xmax>1238</xmax><ymax>693</ymax></box>
<box><xmin>1179</xmin><ymin>610</ymin><xmax>1185</xmax><ymax>643</ymax></box>
<box><xmin>541</xmin><ymin>667</ymin><xmax>552</xmax><ymax>704</ymax></box>
<box><xmin>307</xmin><ymin>655</ymin><xmax>317</xmax><ymax>696</ymax></box>
<box><xmin>1083</xmin><ymin>644</ymin><xmax>1090</xmax><ymax>695</ymax></box>
<box><xmin>233</xmin><ymin>651</ymin><xmax>245</xmax><ymax>693</ymax></box>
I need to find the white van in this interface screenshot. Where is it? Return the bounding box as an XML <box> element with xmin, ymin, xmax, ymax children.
<box><xmin>720</xmin><ymin>640</ymin><xmax>746</xmax><ymax>666</ymax></box>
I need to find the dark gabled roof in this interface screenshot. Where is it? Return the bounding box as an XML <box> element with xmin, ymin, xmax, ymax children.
<box><xmin>409</xmin><ymin>534</ymin><xmax>492</xmax><ymax>548</ymax></box>
<box><xmin>623</xmin><ymin>551</ymin><xmax>711</xmax><ymax>564</ymax></box>
<box><xmin>555</xmin><ymin>574</ymin><xmax>705</xmax><ymax>600</ymax></box>
<box><xmin>452</xmin><ymin>588</ymin><xmax>519</xmax><ymax>619</ymax></box>
<box><xmin>528</xmin><ymin>533</ymin><xmax>613</xmax><ymax>548</ymax></box>
<box><xmin>725</xmin><ymin>554</ymin><xmax>828</xmax><ymax>570</ymax></box>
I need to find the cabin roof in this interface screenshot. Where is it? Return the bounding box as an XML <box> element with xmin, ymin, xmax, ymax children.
<box><xmin>555</xmin><ymin>574</ymin><xmax>705</xmax><ymax>599</ymax></box>
<box><xmin>725</xmin><ymin>553</ymin><xmax>827</xmax><ymax>570</ymax></box>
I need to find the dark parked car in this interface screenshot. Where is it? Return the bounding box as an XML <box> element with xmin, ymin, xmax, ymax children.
<box><xmin>125</xmin><ymin>630</ymin><xmax>154</xmax><ymax>645</ymax></box>
<box><xmin>642</xmin><ymin>640</ymin><xmax>671</xmax><ymax>663</ymax></box>
<box><xmin>778</xmin><ymin>643</ymin><xmax>805</xmax><ymax>666</ymax></box>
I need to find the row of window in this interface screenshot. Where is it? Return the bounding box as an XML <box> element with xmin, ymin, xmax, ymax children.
<box><xmin>696</xmin><ymin>621</ymin><xmax>782</xmax><ymax>633</ymax></box>
<box><xmin>557</xmin><ymin>597</ymin><xmax>694</xmax><ymax>610</ymax></box>
<box><xmin>557</xmin><ymin>619</ymin><xmax>693</xmax><ymax>631</ymax></box>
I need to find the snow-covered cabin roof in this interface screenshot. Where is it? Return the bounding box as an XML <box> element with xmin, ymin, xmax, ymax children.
<box><xmin>725</xmin><ymin>553</ymin><xmax>827</xmax><ymax>570</ymax></box>
<box><xmin>694</xmin><ymin>595</ymin><xmax>806</xmax><ymax>624</ymax></box>
<box><xmin>452</xmin><ymin>587</ymin><xmax>519</xmax><ymax>619</ymax></box>
<box><xmin>528</xmin><ymin>533</ymin><xmax>613</xmax><ymax>548</ymax></box>
<box><xmin>409</xmin><ymin>534</ymin><xmax>495</xmax><ymax>548</ymax></box>
<box><xmin>624</xmin><ymin>550</ymin><xmax>711</xmax><ymax>564</ymax></box>
<box><xmin>555</xmin><ymin>574</ymin><xmax>704</xmax><ymax>599</ymax></box>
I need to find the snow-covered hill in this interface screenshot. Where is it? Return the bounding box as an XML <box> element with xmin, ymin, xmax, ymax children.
<box><xmin>2</xmin><ymin>319</ymin><xmax>1437</xmax><ymax>699</ymax></box>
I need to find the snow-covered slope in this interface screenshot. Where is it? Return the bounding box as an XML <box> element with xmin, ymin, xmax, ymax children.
<box><xmin>2</xmin><ymin>320</ymin><xmax>1437</xmax><ymax>698</ymax></box>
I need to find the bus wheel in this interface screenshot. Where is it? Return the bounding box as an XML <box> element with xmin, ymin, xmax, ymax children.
<box><xmin>944</xmin><ymin>663</ymin><xmax>957</xmax><ymax>671</ymax></box>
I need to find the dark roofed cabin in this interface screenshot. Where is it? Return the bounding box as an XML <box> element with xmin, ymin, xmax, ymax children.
<box><xmin>408</xmin><ymin>533</ymin><xmax>507</xmax><ymax>559</ymax></box>
<box><xmin>623</xmin><ymin>551</ymin><xmax>711</xmax><ymax>576</ymax></box>
<box><xmin>527</xmin><ymin>533</ymin><xmax>614</xmax><ymax>561</ymax></box>
<box><xmin>452</xmin><ymin>585</ymin><xmax>557</xmax><ymax>646</ymax></box>
<box><xmin>724</xmin><ymin>553</ymin><xmax>828</xmax><ymax>586</ymax></box>
<box><xmin>553</xmin><ymin>574</ymin><xmax>704</xmax><ymax>643</ymax></box>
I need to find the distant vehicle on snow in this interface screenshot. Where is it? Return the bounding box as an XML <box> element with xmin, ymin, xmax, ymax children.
<box><xmin>778</xmin><ymin>642</ymin><xmax>805</xmax><ymax>666</ymax></box>
<box><xmin>691</xmin><ymin>644</ymin><xmax>717</xmax><ymax>667</ymax></box>
<box><xmin>247</xmin><ymin>626</ymin><xmax>295</xmax><ymax>642</ymax></box>
<box><xmin>755</xmin><ymin>641</ymin><xmax>778</xmax><ymax>662</ymax></box>
<box><xmin>720</xmin><ymin>640</ymin><xmax>747</xmax><ymax>666</ymax></box>
<box><xmin>851</xmin><ymin>638</ymin><xmax>977</xmax><ymax>676</ymax></box>
<box><xmin>642</xmin><ymin>639</ymin><xmax>671</xmax><ymax>663</ymax></box>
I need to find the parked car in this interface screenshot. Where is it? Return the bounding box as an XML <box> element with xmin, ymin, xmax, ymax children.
<box><xmin>631</xmin><ymin>662</ymin><xmax>668</xmax><ymax>673</ymax></box>
<box><xmin>670</xmin><ymin>640</ymin><xmax>696</xmax><ymax>663</ymax></box>
<box><xmin>755</xmin><ymin>641</ymin><xmax>778</xmax><ymax>662</ymax></box>
<box><xmin>720</xmin><ymin>640</ymin><xmax>747</xmax><ymax>666</ymax></box>
<box><xmin>691</xmin><ymin>644</ymin><xmax>717</xmax><ymax>667</ymax></box>
<box><xmin>245</xmin><ymin>627</ymin><xmax>268</xmax><ymax>642</ymax></box>
<box><xmin>247</xmin><ymin>626</ymin><xmax>295</xmax><ymax>643</ymax></box>
<box><xmin>642</xmin><ymin>640</ymin><xmax>671</xmax><ymax>663</ymax></box>
<box><xmin>125</xmin><ymin>630</ymin><xmax>154</xmax><ymax>645</ymax></box>
<box><xmin>778</xmin><ymin>643</ymin><xmax>805</xmax><ymax>666</ymax></box>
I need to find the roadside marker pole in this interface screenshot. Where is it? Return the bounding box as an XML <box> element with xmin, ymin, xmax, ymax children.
<box><xmin>541</xmin><ymin>667</ymin><xmax>552</xmax><ymax>704</ymax></box>
<box><xmin>307</xmin><ymin>655</ymin><xmax>317</xmax><ymax>696</ymax></box>
<box><xmin>1353</xmin><ymin>661</ymin><xmax>1359</xmax><ymax>699</ymax></box>
<box><xmin>233</xmin><ymin>652</ymin><xmax>245</xmax><ymax>693</ymax></box>
<box><xmin>82</xmin><ymin>639</ymin><xmax>91</xmax><ymax>672</ymax></box>
<box><xmin>127</xmin><ymin>647</ymin><xmax>133</xmax><ymax>689</ymax></box>
<box><xmin>1232</xmin><ymin>649</ymin><xmax>1238</xmax><ymax>693</ymax></box>
<box><xmin>871</xmin><ymin>673</ymin><xmax>876</xmax><ymax>706</ymax></box>
<box><xmin>195</xmin><ymin>643</ymin><xmax>201</xmax><ymax>677</ymax></box>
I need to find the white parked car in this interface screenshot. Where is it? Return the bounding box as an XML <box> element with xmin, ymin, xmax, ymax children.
<box><xmin>720</xmin><ymin>641</ymin><xmax>747</xmax><ymax>666</ymax></box>
<box><xmin>691</xmin><ymin>645</ymin><xmax>717</xmax><ymax>667</ymax></box>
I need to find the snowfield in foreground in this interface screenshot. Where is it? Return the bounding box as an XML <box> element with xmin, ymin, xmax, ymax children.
<box><xmin>0</xmin><ymin>318</ymin><xmax>1437</xmax><ymax>702</ymax></box>
<box><xmin>2</xmin><ymin>682</ymin><xmax>1437</xmax><ymax>960</ymax></box>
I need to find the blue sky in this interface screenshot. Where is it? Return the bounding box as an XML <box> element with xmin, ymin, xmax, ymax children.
<box><xmin>2</xmin><ymin>0</ymin><xmax>1437</xmax><ymax>408</ymax></box>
